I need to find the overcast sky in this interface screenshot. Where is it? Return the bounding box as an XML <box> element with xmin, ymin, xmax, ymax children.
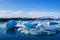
<box><xmin>0</xmin><ymin>0</ymin><xmax>60</xmax><ymax>18</ymax></box>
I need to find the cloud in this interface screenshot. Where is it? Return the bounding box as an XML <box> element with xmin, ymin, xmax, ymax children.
<box><xmin>25</xmin><ymin>11</ymin><xmax>60</xmax><ymax>18</ymax></box>
<box><xmin>0</xmin><ymin>10</ymin><xmax>60</xmax><ymax>18</ymax></box>
<box><xmin>0</xmin><ymin>10</ymin><xmax>23</xmax><ymax>18</ymax></box>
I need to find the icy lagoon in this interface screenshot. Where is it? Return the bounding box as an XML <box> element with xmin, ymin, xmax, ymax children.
<box><xmin>0</xmin><ymin>20</ymin><xmax>60</xmax><ymax>40</ymax></box>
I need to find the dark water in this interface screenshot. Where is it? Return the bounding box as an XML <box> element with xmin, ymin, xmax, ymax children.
<box><xmin>0</xmin><ymin>22</ymin><xmax>60</xmax><ymax>40</ymax></box>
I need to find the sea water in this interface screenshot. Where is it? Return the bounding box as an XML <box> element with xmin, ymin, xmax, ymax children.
<box><xmin>0</xmin><ymin>20</ymin><xmax>60</xmax><ymax>40</ymax></box>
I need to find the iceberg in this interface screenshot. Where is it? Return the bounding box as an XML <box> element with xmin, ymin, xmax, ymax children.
<box><xmin>6</xmin><ymin>20</ymin><xmax>17</xmax><ymax>29</ymax></box>
<box><xmin>50</xmin><ymin>22</ymin><xmax>58</xmax><ymax>25</ymax></box>
<box><xmin>24</xmin><ymin>22</ymin><xmax>36</xmax><ymax>28</ymax></box>
<box><xmin>4</xmin><ymin>20</ymin><xmax>17</xmax><ymax>34</ymax></box>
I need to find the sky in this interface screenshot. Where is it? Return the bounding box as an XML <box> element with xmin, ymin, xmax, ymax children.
<box><xmin>0</xmin><ymin>0</ymin><xmax>60</xmax><ymax>18</ymax></box>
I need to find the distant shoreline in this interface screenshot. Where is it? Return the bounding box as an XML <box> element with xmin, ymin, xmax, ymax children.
<box><xmin>0</xmin><ymin>18</ymin><xmax>60</xmax><ymax>22</ymax></box>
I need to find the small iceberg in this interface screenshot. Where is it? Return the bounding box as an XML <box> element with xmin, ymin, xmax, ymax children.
<box><xmin>50</xmin><ymin>21</ymin><xmax>58</xmax><ymax>25</ymax></box>
<box><xmin>4</xmin><ymin>20</ymin><xmax>17</xmax><ymax>34</ymax></box>
<box><xmin>6</xmin><ymin>20</ymin><xmax>17</xmax><ymax>29</ymax></box>
<box><xmin>24</xmin><ymin>22</ymin><xmax>36</xmax><ymax>28</ymax></box>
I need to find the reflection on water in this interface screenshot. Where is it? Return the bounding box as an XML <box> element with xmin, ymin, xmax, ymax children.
<box><xmin>0</xmin><ymin>20</ymin><xmax>60</xmax><ymax>40</ymax></box>
<box><xmin>4</xmin><ymin>28</ymin><xmax>16</xmax><ymax>34</ymax></box>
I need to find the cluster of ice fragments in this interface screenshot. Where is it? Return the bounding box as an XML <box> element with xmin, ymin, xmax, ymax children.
<box><xmin>4</xmin><ymin>20</ymin><xmax>60</xmax><ymax>36</ymax></box>
<box><xmin>16</xmin><ymin>20</ymin><xmax>60</xmax><ymax>36</ymax></box>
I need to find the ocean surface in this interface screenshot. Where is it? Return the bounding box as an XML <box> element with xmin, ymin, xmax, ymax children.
<box><xmin>0</xmin><ymin>21</ymin><xmax>60</xmax><ymax>40</ymax></box>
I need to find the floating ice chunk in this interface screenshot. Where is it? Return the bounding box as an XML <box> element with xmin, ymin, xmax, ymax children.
<box><xmin>18</xmin><ymin>28</ymin><xmax>23</xmax><ymax>32</ymax></box>
<box><xmin>43</xmin><ymin>21</ymin><xmax>50</xmax><ymax>27</ymax></box>
<box><xmin>43</xmin><ymin>27</ymin><xmax>58</xmax><ymax>31</ymax></box>
<box><xmin>5</xmin><ymin>20</ymin><xmax>17</xmax><ymax>29</ymax></box>
<box><xmin>4</xmin><ymin>20</ymin><xmax>17</xmax><ymax>34</ymax></box>
<box><xmin>47</xmin><ymin>31</ymin><xmax>56</xmax><ymax>35</ymax></box>
<box><xmin>24</xmin><ymin>22</ymin><xmax>36</xmax><ymax>28</ymax></box>
<box><xmin>50</xmin><ymin>22</ymin><xmax>58</xmax><ymax>25</ymax></box>
<box><xmin>16</xmin><ymin>23</ymin><xmax>26</xmax><ymax>28</ymax></box>
<box><xmin>20</xmin><ymin>29</ymin><xmax>30</xmax><ymax>34</ymax></box>
<box><xmin>37</xmin><ymin>28</ymin><xmax>48</xmax><ymax>35</ymax></box>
